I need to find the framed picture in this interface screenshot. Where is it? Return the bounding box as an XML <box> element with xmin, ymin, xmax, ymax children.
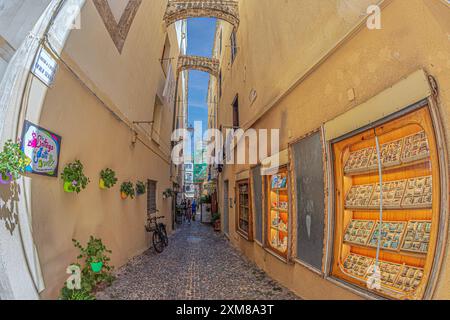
<box><xmin>20</xmin><ymin>120</ymin><xmax>62</xmax><ymax>177</ymax></box>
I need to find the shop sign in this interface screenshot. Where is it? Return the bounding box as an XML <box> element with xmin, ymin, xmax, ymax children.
<box><xmin>194</xmin><ymin>164</ymin><xmax>207</xmax><ymax>183</ymax></box>
<box><xmin>31</xmin><ymin>47</ymin><xmax>58</xmax><ymax>87</ymax></box>
<box><xmin>20</xmin><ymin>120</ymin><xmax>62</xmax><ymax>177</ymax></box>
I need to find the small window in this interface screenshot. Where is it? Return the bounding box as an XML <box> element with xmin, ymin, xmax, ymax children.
<box><xmin>230</xmin><ymin>30</ymin><xmax>238</xmax><ymax>63</ymax></box>
<box><xmin>219</xmin><ymin>29</ymin><xmax>223</xmax><ymax>55</ymax></box>
<box><xmin>161</xmin><ymin>35</ymin><xmax>171</xmax><ymax>76</ymax></box>
<box><xmin>152</xmin><ymin>96</ymin><xmax>164</xmax><ymax>144</ymax></box>
<box><xmin>147</xmin><ymin>180</ymin><xmax>157</xmax><ymax>214</ymax></box>
<box><xmin>232</xmin><ymin>94</ymin><xmax>239</xmax><ymax>128</ymax></box>
<box><xmin>219</xmin><ymin>71</ymin><xmax>222</xmax><ymax>99</ymax></box>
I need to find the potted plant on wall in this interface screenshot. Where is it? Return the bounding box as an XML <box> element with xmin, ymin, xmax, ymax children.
<box><xmin>99</xmin><ymin>168</ymin><xmax>117</xmax><ymax>190</ymax></box>
<box><xmin>61</xmin><ymin>160</ymin><xmax>90</xmax><ymax>193</ymax></box>
<box><xmin>0</xmin><ymin>139</ymin><xmax>29</xmax><ymax>185</ymax></box>
<box><xmin>136</xmin><ymin>181</ymin><xmax>146</xmax><ymax>196</ymax></box>
<box><xmin>120</xmin><ymin>181</ymin><xmax>135</xmax><ymax>200</ymax></box>
<box><xmin>162</xmin><ymin>188</ymin><xmax>174</xmax><ymax>199</ymax></box>
<box><xmin>212</xmin><ymin>212</ymin><xmax>221</xmax><ymax>232</ymax></box>
<box><xmin>60</xmin><ymin>236</ymin><xmax>115</xmax><ymax>300</ymax></box>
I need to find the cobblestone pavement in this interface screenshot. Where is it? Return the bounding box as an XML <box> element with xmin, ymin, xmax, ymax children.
<box><xmin>97</xmin><ymin>217</ymin><xmax>299</xmax><ymax>300</ymax></box>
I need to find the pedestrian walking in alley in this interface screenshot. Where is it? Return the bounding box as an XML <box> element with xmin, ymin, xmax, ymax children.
<box><xmin>186</xmin><ymin>200</ymin><xmax>192</xmax><ymax>225</ymax></box>
<box><xmin>192</xmin><ymin>199</ymin><xmax>197</xmax><ymax>220</ymax></box>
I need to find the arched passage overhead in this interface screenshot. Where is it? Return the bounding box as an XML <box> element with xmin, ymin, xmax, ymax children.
<box><xmin>164</xmin><ymin>0</ymin><xmax>240</xmax><ymax>30</ymax></box>
<box><xmin>177</xmin><ymin>55</ymin><xmax>220</xmax><ymax>77</ymax></box>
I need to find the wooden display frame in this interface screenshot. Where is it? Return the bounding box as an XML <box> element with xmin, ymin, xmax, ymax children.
<box><xmin>331</xmin><ymin>106</ymin><xmax>441</xmax><ymax>300</ymax></box>
<box><xmin>236</xmin><ymin>179</ymin><xmax>253</xmax><ymax>241</ymax></box>
<box><xmin>265</xmin><ymin>166</ymin><xmax>290</xmax><ymax>259</ymax></box>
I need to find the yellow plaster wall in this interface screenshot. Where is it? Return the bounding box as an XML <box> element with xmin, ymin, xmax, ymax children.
<box><xmin>216</xmin><ymin>0</ymin><xmax>450</xmax><ymax>299</ymax></box>
<box><xmin>26</xmin><ymin>0</ymin><xmax>182</xmax><ymax>299</ymax></box>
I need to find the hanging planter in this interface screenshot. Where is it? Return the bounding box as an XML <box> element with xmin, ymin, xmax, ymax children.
<box><xmin>61</xmin><ymin>160</ymin><xmax>90</xmax><ymax>194</ymax></box>
<box><xmin>163</xmin><ymin>188</ymin><xmax>174</xmax><ymax>199</ymax></box>
<box><xmin>64</xmin><ymin>181</ymin><xmax>75</xmax><ymax>193</ymax></box>
<box><xmin>0</xmin><ymin>139</ymin><xmax>29</xmax><ymax>185</ymax></box>
<box><xmin>120</xmin><ymin>181</ymin><xmax>135</xmax><ymax>200</ymax></box>
<box><xmin>136</xmin><ymin>181</ymin><xmax>146</xmax><ymax>196</ymax></box>
<box><xmin>99</xmin><ymin>168</ymin><xmax>118</xmax><ymax>190</ymax></box>
<box><xmin>90</xmin><ymin>261</ymin><xmax>103</xmax><ymax>273</ymax></box>
<box><xmin>0</xmin><ymin>172</ymin><xmax>13</xmax><ymax>185</ymax></box>
<box><xmin>99</xmin><ymin>178</ymin><xmax>106</xmax><ymax>190</ymax></box>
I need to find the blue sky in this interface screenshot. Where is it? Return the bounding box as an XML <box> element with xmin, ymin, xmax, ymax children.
<box><xmin>187</xmin><ymin>17</ymin><xmax>217</xmax><ymax>135</ymax></box>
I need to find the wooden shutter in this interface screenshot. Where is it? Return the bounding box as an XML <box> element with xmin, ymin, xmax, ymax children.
<box><xmin>147</xmin><ymin>180</ymin><xmax>157</xmax><ymax>214</ymax></box>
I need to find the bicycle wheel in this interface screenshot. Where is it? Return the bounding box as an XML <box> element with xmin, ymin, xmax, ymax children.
<box><xmin>153</xmin><ymin>231</ymin><xmax>165</xmax><ymax>253</ymax></box>
<box><xmin>159</xmin><ymin>224</ymin><xmax>169</xmax><ymax>247</ymax></box>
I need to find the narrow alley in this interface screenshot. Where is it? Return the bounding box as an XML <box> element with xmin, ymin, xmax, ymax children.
<box><xmin>1</xmin><ymin>0</ymin><xmax>450</xmax><ymax>304</ymax></box>
<box><xmin>97</xmin><ymin>216</ymin><xmax>298</xmax><ymax>300</ymax></box>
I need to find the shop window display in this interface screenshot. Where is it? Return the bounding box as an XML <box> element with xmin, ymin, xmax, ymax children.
<box><xmin>236</xmin><ymin>180</ymin><xmax>252</xmax><ymax>239</ymax></box>
<box><xmin>266</xmin><ymin>168</ymin><xmax>289</xmax><ymax>257</ymax></box>
<box><xmin>331</xmin><ymin>106</ymin><xmax>441</xmax><ymax>300</ymax></box>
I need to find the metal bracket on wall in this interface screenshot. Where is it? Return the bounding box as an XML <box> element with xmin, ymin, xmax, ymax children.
<box><xmin>428</xmin><ymin>75</ymin><xmax>439</xmax><ymax>98</ymax></box>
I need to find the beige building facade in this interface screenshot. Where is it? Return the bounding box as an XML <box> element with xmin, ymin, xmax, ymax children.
<box><xmin>209</xmin><ymin>0</ymin><xmax>450</xmax><ymax>300</ymax></box>
<box><xmin>0</xmin><ymin>0</ymin><xmax>188</xmax><ymax>299</ymax></box>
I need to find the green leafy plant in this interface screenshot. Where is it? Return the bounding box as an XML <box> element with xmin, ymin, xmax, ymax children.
<box><xmin>200</xmin><ymin>195</ymin><xmax>212</xmax><ymax>204</ymax></box>
<box><xmin>120</xmin><ymin>181</ymin><xmax>135</xmax><ymax>199</ymax></box>
<box><xmin>163</xmin><ymin>188</ymin><xmax>174</xmax><ymax>199</ymax></box>
<box><xmin>100</xmin><ymin>168</ymin><xmax>118</xmax><ymax>189</ymax></box>
<box><xmin>0</xmin><ymin>139</ymin><xmax>28</xmax><ymax>181</ymax></box>
<box><xmin>61</xmin><ymin>160</ymin><xmax>90</xmax><ymax>193</ymax></box>
<box><xmin>74</xmin><ymin>237</ymin><xmax>115</xmax><ymax>293</ymax></box>
<box><xmin>211</xmin><ymin>212</ymin><xmax>221</xmax><ymax>224</ymax></box>
<box><xmin>136</xmin><ymin>181</ymin><xmax>147</xmax><ymax>195</ymax></box>
<box><xmin>59</xmin><ymin>236</ymin><xmax>115</xmax><ymax>300</ymax></box>
<box><xmin>60</xmin><ymin>287</ymin><xmax>95</xmax><ymax>300</ymax></box>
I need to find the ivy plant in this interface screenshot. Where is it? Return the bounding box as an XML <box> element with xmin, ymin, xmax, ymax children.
<box><xmin>0</xmin><ymin>139</ymin><xmax>28</xmax><ymax>180</ymax></box>
<box><xmin>61</xmin><ymin>160</ymin><xmax>90</xmax><ymax>193</ymax></box>
<box><xmin>100</xmin><ymin>168</ymin><xmax>118</xmax><ymax>189</ymax></box>
<box><xmin>120</xmin><ymin>181</ymin><xmax>135</xmax><ymax>199</ymax></box>
<box><xmin>60</xmin><ymin>236</ymin><xmax>115</xmax><ymax>300</ymax></box>
<box><xmin>136</xmin><ymin>181</ymin><xmax>147</xmax><ymax>195</ymax></box>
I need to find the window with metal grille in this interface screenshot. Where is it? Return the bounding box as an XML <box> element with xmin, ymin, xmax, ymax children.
<box><xmin>230</xmin><ymin>30</ymin><xmax>238</xmax><ymax>63</ymax></box>
<box><xmin>147</xmin><ymin>180</ymin><xmax>157</xmax><ymax>214</ymax></box>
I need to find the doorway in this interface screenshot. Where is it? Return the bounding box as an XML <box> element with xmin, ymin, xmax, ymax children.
<box><xmin>223</xmin><ymin>180</ymin><xmax>229</xmax><ymax>235</ymax></box>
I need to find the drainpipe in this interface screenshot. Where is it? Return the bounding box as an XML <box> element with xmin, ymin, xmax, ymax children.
<box><xmin>170</xmin><ymin>71</ymin><xmax>180</xmax><ymax>180</ymax></box>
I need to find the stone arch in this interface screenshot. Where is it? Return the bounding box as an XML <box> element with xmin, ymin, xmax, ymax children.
<box><xmin>164</xmin><ymin>0</ymin><xmax>239</xmax><ymax>30</ymax></box>
<box><xmin>177</xmin><ymin>55</ymin><xmax>220</xmax><ymax>77</ymax></box>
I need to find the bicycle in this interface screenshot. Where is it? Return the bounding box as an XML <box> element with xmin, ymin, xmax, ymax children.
<box><xmin>145</xmin><ymin>211</ymin><xmax>169</xmax><ymax>253</ymax></box>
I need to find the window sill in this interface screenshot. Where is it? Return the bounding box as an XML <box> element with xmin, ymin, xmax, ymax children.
<box><xmin>236</xmin><ymin>229</ymin><xmax>252</xmax><ymax>242</ymax></box>
<box><xmin>263</xmin><ymin>247</ymin><xmax>289</xmax><ymax>264</ymax></box>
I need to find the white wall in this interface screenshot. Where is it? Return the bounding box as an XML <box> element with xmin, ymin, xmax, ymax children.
<box><xmin>0</xmin><ymin>0</ymin><xmax>52</xmax><ymax>49</ymax></box>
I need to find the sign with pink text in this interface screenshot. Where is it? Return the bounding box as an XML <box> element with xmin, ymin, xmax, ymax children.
<box><xmin>20</xmin><ymin>120</ymin><xmax>62</xmax><ymax>177</ymax></box>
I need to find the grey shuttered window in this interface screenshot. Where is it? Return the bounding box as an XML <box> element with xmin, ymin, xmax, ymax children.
<box><xmin>292</xmin><ymin>132</ymin><xmax>325</xmax><ymax>271</ymax></box>
<box><xmin>147</xmin><ymin>180</ymin><xmax>157</xmax><ymax>214</ymax></box>
<box><xmin>252</xmin><ymin>166</ymin><xmax>263</xmax><ymax>243</ymax></box>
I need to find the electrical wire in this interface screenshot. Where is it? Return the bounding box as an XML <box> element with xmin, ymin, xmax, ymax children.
<box><xmin>374</xmin><ymin>133</ymin><xmax>383</xmax><ymax>272</ymax></box>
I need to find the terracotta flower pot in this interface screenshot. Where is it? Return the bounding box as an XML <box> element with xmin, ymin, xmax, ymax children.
<box><xmin>0</xmin><ymin>172</ymin><xmax>13</xmax><ymax>185</ymax></box>
<box><xmin>121</xmin><ymin>192</ymin><xmax>128</xmax><ymax>200</ymax></box>
<box><xmin>99</xmin><ymin>178</ymin><xmax>106</xmax><ymax>190</ymax></box>
<box><xmin>90</xmin><ymin>261</ymin><xmax>103</xmax><ymax>273</ymax></box>
<box><xmin>214</xmin><ymin>220</ymin><xmax>221</xmax><ymax>232</ymax></box>
<box><xmin>64</xmin><ymin>181</ymin><xmax>74</xmax><ymax>193</ymax></box>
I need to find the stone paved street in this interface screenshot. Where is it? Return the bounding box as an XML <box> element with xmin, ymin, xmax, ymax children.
<box><xmin>97</xmin><ymin>216</ymin><xmax>299</xmax><ymax>300</ymax></box>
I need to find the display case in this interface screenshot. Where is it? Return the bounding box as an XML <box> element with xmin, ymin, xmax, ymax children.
<box><xmin>236</xmin><ymin>180</ymin><xmax>252</xmax><ymax>239</ymax></box>
<box><xmin>331</xmin><ymin>106</ymin><xmax>441</xmax><ymax>300</ymax></box>
<box><xmin>266</xmin><ymin>167</ymin><xmax>289</xmax><ymax>258</ymax></box>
